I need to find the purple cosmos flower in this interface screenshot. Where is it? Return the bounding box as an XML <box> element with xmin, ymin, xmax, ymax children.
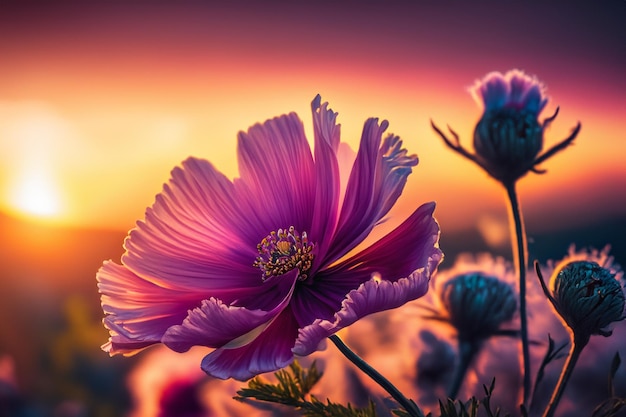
<box><xmin>98</xmin><ymin>95</ymin><xmax>443</xmax><ymax>381</ymax></box>
<box><xmin>432</xmin><ymin>69</ymin><xmax>580</xmax><ymax>185</ymax></box>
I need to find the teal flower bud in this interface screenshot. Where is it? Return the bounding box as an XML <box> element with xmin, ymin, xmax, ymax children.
<box><xmin>431</xmin><ymin>69</ymin><xmax>581</xmax><ymax>186</ymax></box>
<box><xmin>550</xmin><ymin>261</ymin><xmax>625</xmax><ymax>338</ymax></box>
<box><xmin>423</xmin><ymin>255</ymin><xmax>519</xmax><ymax>400</ymax></box>
<box><xmin>471</xmin><ymin>70</ymin><xmax>546</xmax><ymax>183</ymax></box>
<box><xmin>439</xmin><ymin>272</ymin><xmax>517</xmax><ymax>342</ymax></box>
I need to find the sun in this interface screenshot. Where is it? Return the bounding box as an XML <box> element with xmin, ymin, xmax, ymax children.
<box><xmin>9</xmin><ymin>171</ymin><xmax>63</xmax><ymax>220</ymax></box>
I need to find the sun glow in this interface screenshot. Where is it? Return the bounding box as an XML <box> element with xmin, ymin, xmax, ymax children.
<box><xmin>8</xmin><ymin>171</ymin><xmax>63</xmax><ymax>220</ymax></box>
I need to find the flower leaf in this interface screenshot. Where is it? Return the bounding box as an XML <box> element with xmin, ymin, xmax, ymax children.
<box><xmin>303</xmin><ymin>397</ymin><xmax>378</xmax><ymax>417</ymax></box>
<box><xmin>429</xmin><ymin>379</ymin><xmax>509</xmax><ymax>417</ymax></box>
<box><xmin>234</xmin><ymin>360</ymin><xmax>322</xmax><ymax>407</ymax></box>
<box><xmin>235</xmin><ymin>360</ymin><xmax>379</xmax><ymax>416</ymax></box>
<box><xmin>530</xmin><ymin>334</ymin><xmax>569</xmax><ymax>407</ymax></box>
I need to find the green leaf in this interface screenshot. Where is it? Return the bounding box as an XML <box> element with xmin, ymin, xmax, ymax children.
<box><xmin>530</xmin><ymin>334</ymin><xmax>569</xmax><ymax>406</ymax></box>
<box><xmin>292</xmin><ymin>360</ymin><xmax>324</xmax><ymax>396</ymax></box>
<box><xmin>236</xmin><ymin>360</ymin><xmax>379</xmax><ymax>416</ymax></box>
<box><xmin>303</xmin><ymin>397</ymin><xmax>378</xmax><ymax>417</ymax></box>
<box><xmin>430</xmin><ymin>378</ymin><xmax>514</xmax><ymax>417</ymax></box>
<box><xmin>235</xmin><ymin>360</ymin><xmax>322</xmax><ymax>407</ymax></box>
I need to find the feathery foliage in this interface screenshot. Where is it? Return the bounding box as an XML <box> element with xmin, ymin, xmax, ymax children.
<box><xmin>235</xmin><ymin>360</ymin><xmax>378</xmax><ymax>416</ymax></box>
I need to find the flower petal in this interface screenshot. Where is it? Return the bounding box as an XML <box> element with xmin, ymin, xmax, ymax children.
<box><xmin>323</xmin><ymin>123</ymin><xmax>419</xmax><ymax>266</ymax></box>
<box><xmin>293</xmin><ymin>202</ymin><xmax>443</xmax><ymax>355</ymax></box>
<box><xmin>471</xmin><ymin>71</ymin><xmax>508</xmax><ymax>111</ymax></box>
<box><xmin>201</xmin><ymin>307</ymin><xmax>300</xmax><ymax>381</ymax></box>
<box><xmin>331</xmin><ymin>202</ymin><xmax>441</xmax><ymax>280</ymax></box>
<box><xmin>508</xmin><ymin>71</ymin><xmax>530</xmax><ymax>106</ymax></box>
<box><xmin>162</xmin><ymin>269</ymin><xmax>298</xmax><ymax>353</ymax></box>
<box><xmin>122</xmin><ymin>157</ymin><xmax>262</xmax><ymax>293</ymax></box>
<box><xmin>236</xmin><ymin>113</ymin><xmax>316</xmax><ymax>234</ymax></box>
<box><xmin>98</xmin><ymin>261</ymin><xmax>202</xmax><ymax>355</ymax></box>
<box><xmin>290</xmin><ymin>278</ymin><xmax>360</xmax><ymax>327</ymax></box>
<box><xmin>294</xmin><ymin>273</ymin><xmax>434</xmax><ymax>357</ymax></box>
<box><xmin>507</xmin><ymin>70</ymin><xmax>547</xmax><ymax>112</ymax></box>
<box><xmin>521</xmin><ymin>83</ymin><xmax>548</xmax><ymax>115</ymax></box>
<box><xmin>293</xmin><ymin>202</ymin><xmax>441</xmax><ymax>326</ymax></box>
<box><xmin>473</xmin><ymin>70</ymin><xmax>548</xmax><ymax>115</ymax></box>
<box><xmin>308</xmin><ymin>96</ymin><xmax>342</xmax><ymax>271</ymax></box>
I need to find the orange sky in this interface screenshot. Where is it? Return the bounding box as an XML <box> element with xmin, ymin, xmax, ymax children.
<box><xmin>0</xmin><ymin>2</ymin><xmax>624</xmax><ymax>239</ymax></box>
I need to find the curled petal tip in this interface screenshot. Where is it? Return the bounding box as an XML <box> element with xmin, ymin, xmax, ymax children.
<box><xmin>312</xmin><ymin>94</ymin><xmax>322</xmax><ymax>111</ymax></box>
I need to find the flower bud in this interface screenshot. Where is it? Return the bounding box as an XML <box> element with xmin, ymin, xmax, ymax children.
<box><xmin>471</xmin><ymin>70</ymin><xmax>548</xmax><ymax>183</ymax></box>
<box><xmin>550</xmin><ymin>260</ymin><xmax>625</xmax><ymax>338</ymax></box>
<box><xmin>439</xmin><ymin>272</ymin><xmax>517</xmax><ymax>341</ymax></box>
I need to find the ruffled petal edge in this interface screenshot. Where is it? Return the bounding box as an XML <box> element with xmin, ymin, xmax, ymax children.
<box><xmin>293</xmin><ymin>246</ymin><xmax>442</xmax><ymax>356</ymax></box>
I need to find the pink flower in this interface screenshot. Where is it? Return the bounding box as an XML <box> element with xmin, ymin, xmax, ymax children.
<box><xmin>98</xmin><ymin>96</ymin><xmax>442</xmax><ymax>380</ymax></box>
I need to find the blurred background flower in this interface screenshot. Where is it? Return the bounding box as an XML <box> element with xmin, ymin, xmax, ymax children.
<box><xmin>127</xmin><ymin>346</ymin><xmax>257</xmax><ymax>417</ymax></box>
<box><xmin>424</xmin><ymin>254</ymin><xmax>518</xmax><ymax>398</ymax></box>
<box><xmin>127</xmin><ymin>342</ymin><xmax>372</xmax><ymax>417</ymax></box>
<box><xmin>342</xmin><ymin>250</ymin><xmax>625</xmax><ymax>416</ymax></box>
<box><xmin>532</xmin><ymin>247</ymin><xmax>626</xmax><ymax>416</ymax></box>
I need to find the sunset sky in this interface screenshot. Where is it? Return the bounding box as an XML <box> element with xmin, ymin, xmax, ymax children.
<box><xmin>0</xmin><ymin>1</ymin><xmax>624</xmax><ymax>237</ymax></box>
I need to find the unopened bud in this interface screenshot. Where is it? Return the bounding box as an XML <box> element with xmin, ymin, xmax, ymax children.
<box><xmin>471</xmin><ymin>70</ymin><xmax>547</xmax><ymax>183</ymax></box>
<box><xmin>439</xmin><ymin>273</ymin><xmax>517</xmax><ymax>341</ymax></box>
<box><xmin>551</xmin><ymin>261</ymin><xmax>625</xmax><ymax>338</ymax></box>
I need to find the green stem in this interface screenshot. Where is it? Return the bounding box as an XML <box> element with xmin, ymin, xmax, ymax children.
<box><xmin>447</xmin><ymin>340</ymin><xmax>479</xmax><ymax>399</ymax></box>
<box><xmin>329</xmin><ymin>335</ymin><xmax>424</xmax><ymax>417</ymax></box>
<box><xmin>504</xmin><ymin>180</ymin><xmax>531</xmax><ymax>406</ymax></box>
<box><xmin>542</xmin><ymin>334</ymin><xmax>589</xmax><ymax>417</ymax></box>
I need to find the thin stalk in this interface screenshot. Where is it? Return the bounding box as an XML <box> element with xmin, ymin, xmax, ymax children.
<box><xmin>329</xmin><ymin>334</ymin><xmax>424</xmax><ymax>417</ymax></box>
<box><xmin>504</xmin><ymin>180</ymin><xmax>531</xmax><ymax>406</ymax></box>
<box><xmin>447</xmin><ymin>340</ymin><xmax>479</xmax><ymax>399</ymax></box>
<box><xmin>542</xmin><ymin>334</ymin><xmax>589</xmax><ymax>417</ymax></box>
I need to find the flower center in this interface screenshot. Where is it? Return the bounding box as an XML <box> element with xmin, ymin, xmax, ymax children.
<box><xmin>254</xmin><ymin>226</ymin><xmax>315</xmax><ymax>282</ymax></box>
